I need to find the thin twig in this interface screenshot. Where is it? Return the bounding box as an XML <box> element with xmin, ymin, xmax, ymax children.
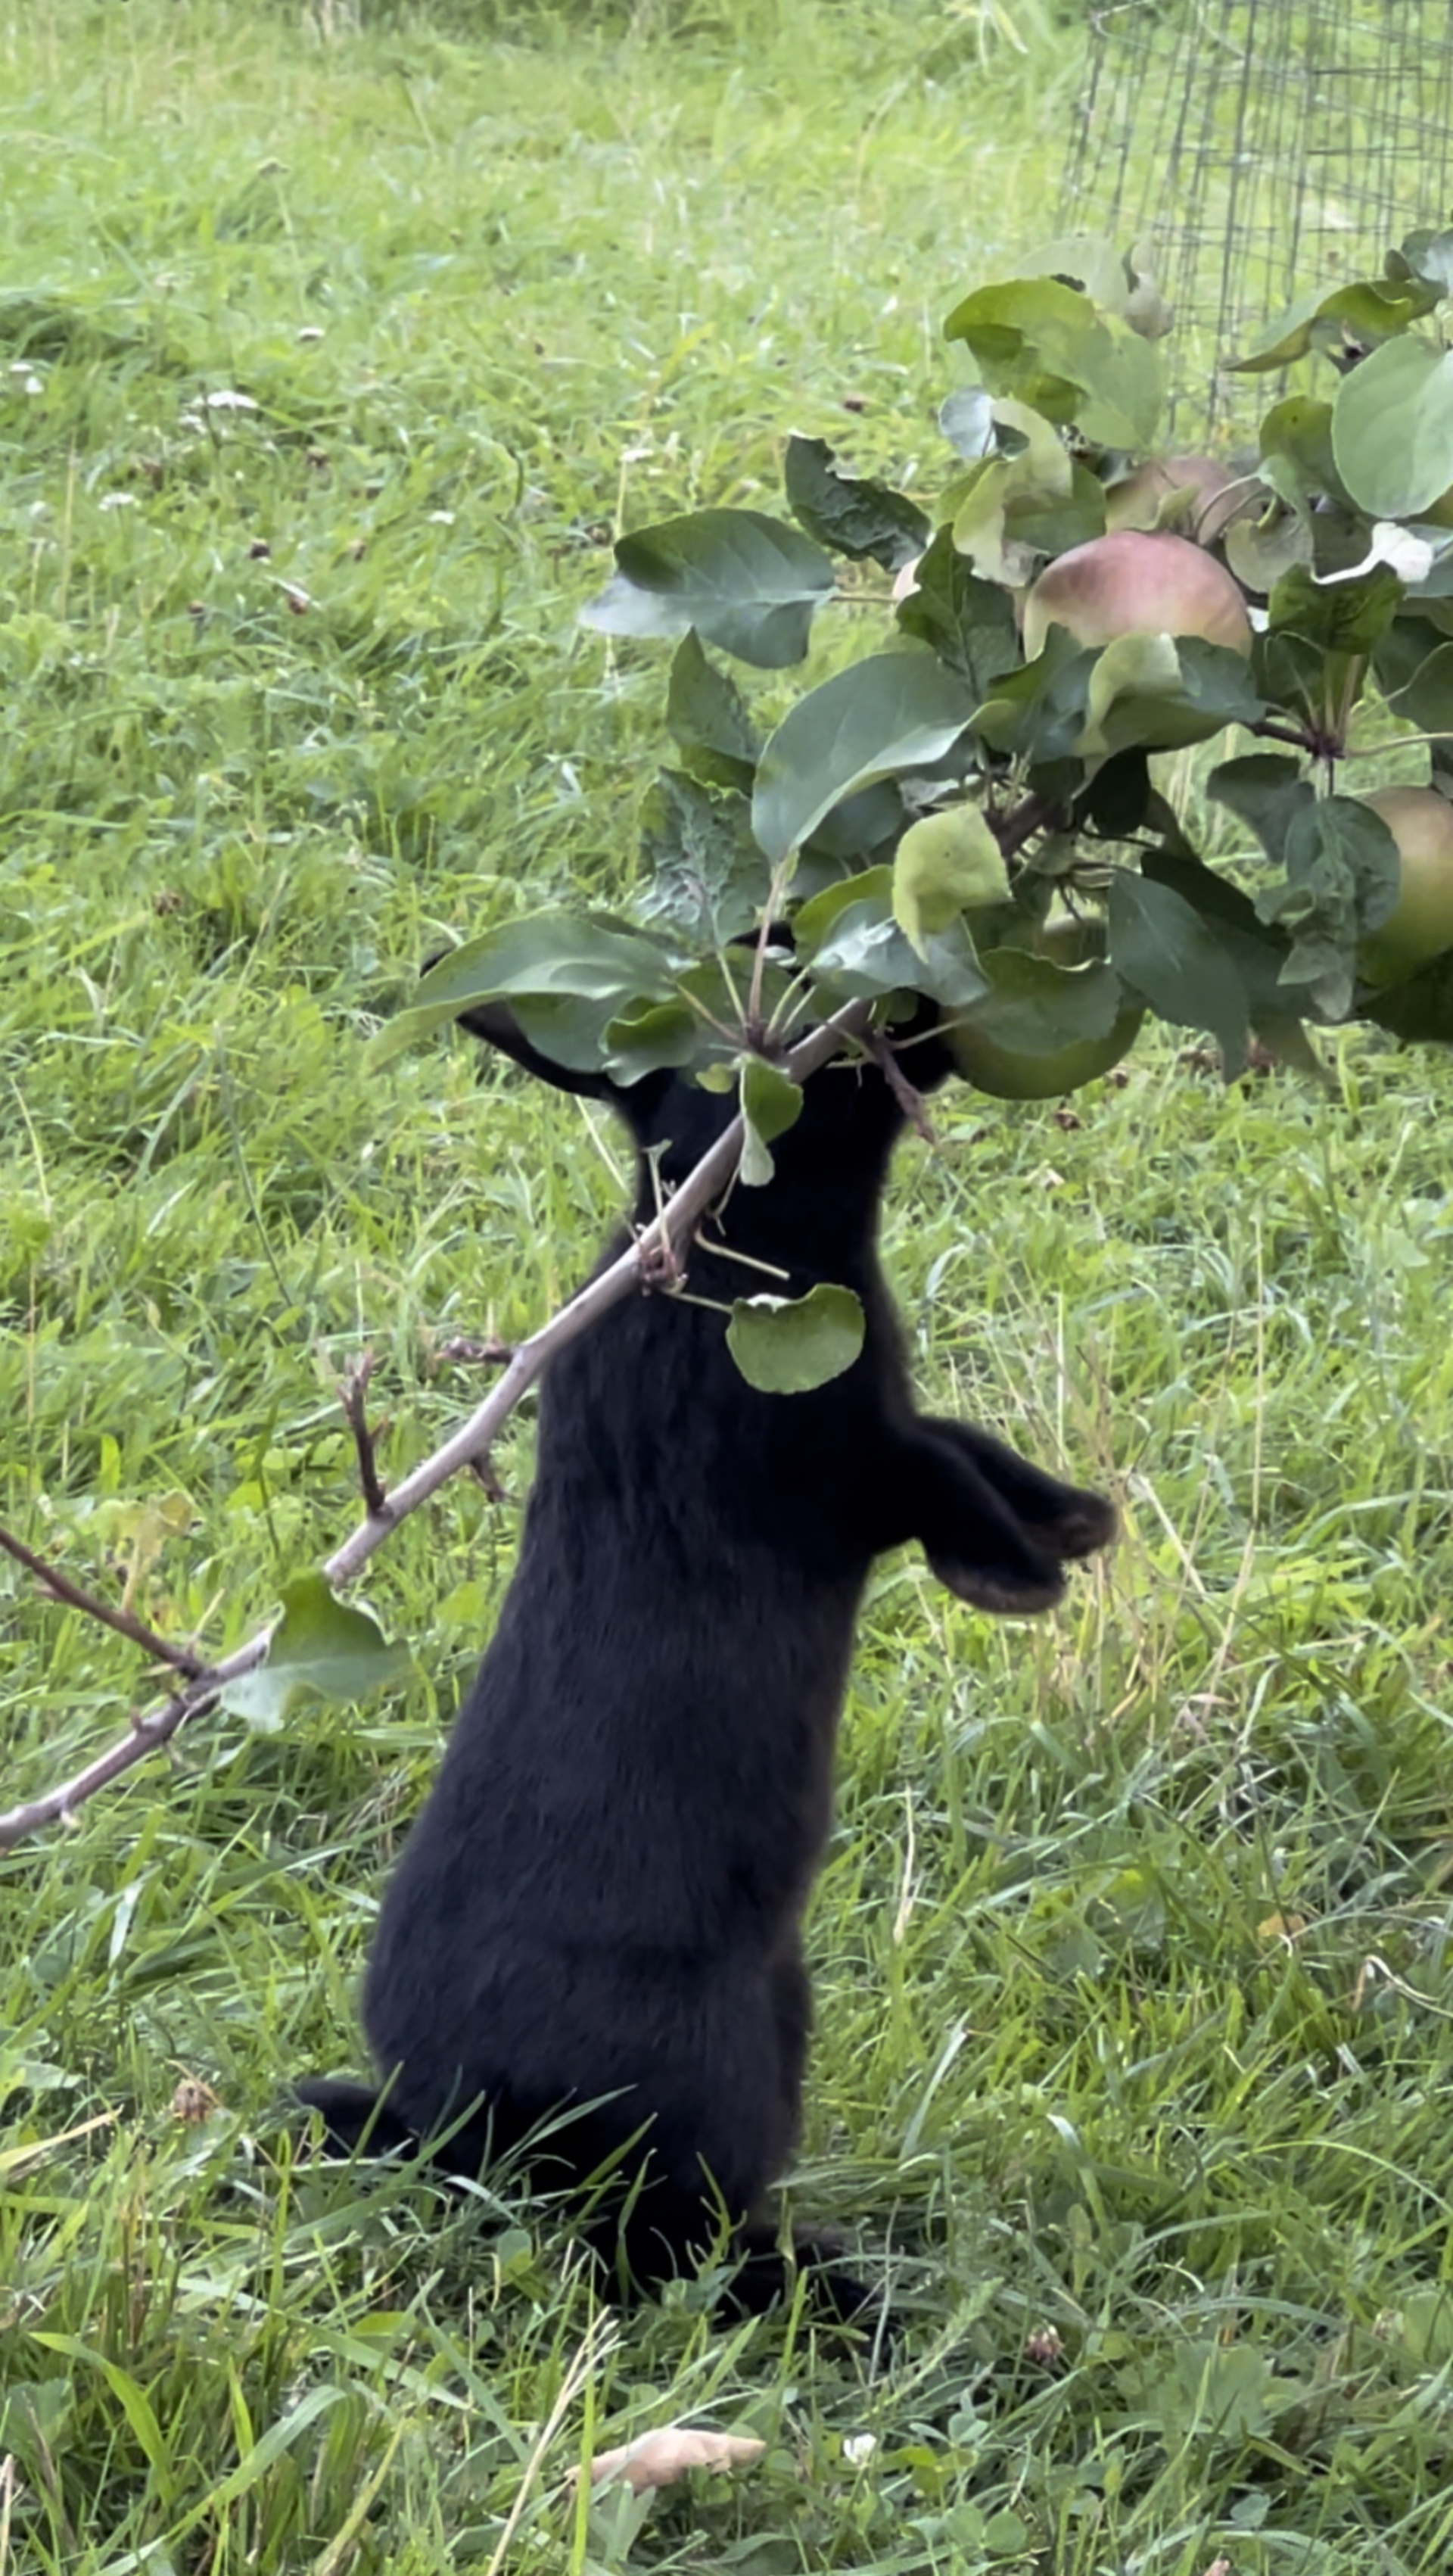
<box><xmin>0</xmin><ymin>1523</ymin><xmax>206</xmax><ymax>1680</ymax></box>
<box><xmin>867</xmin><ymin>1031</ymin><xmax>936</xmax><ymax>1144</ymax></box>
<box><xmin>0</xmin><ymin>998</ymin><xmax>873</xmax><ymax>1853</ymax></box>
<box><xmin>337</xmin><ymin>1352</ymin><xmax>388</xmax><ymax>1519</ymax></box>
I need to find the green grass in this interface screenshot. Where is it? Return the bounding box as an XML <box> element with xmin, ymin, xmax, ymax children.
<box><xmin>5</xmin><ymin>2</ymin><xmax>1453</xmax><ymax>2569</ymax></box>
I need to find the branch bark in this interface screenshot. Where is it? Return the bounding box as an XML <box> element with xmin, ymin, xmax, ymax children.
<box><xmin>0</xmin><ymin>1523</ymin><xmax>206</xmax><ymax>1680</ymax></box>
<box><xmin>0</xmin><ymin>999</ymin><xmax>873</xmax><ymax>1852</ymax></box>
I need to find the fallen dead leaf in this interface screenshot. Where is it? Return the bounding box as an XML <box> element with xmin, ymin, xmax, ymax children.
<box><xmin>170</xmin><ymin>2077</ymin><xmax>221</xmax><ymax>2123</ymax></box>
<box><xmin>585</xmin><ymin>2425</ymin><xmax>766</xmax><ymax>2494</ymax></box>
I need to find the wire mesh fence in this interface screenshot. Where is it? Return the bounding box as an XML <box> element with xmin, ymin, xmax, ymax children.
<box><xmin>1059</xmin><ymin>0</ymin><xmax>1453</xmax><ymax>437</ymax></box>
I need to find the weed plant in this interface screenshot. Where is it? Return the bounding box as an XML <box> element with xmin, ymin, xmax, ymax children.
<box><xmin>3</xmin><ymin>4</ymin><xmax>1453</xmax><ymax>2570</ymax></box>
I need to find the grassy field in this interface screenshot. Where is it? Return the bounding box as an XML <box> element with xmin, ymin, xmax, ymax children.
<box><xmin>5</xmin><ymin>2</ymin><xmax>1453</xmax><ymax>2569</ymax></box>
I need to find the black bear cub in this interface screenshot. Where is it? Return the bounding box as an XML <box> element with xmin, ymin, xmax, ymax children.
<box><xmin>299</xmin><ymin>1001</ymin><xmax>1114</xmax><ymax>2319</ymax></box>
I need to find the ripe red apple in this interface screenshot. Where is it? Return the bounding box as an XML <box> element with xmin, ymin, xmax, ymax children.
<box><xmin>1355</xmin><ymin>785</ymin><xmax>1453</xmax><ymax>986</ymax></box>
<box><xmin>1022</xmin><ymin>530</ymin><xmax>1254</xmax><ymax>662</ymax></box>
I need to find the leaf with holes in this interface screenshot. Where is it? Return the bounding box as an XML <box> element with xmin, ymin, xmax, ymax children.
<box><xmin>783</xmin><ymin>435</ymin><xmax>930</xmax><ymax>572</ymax></box>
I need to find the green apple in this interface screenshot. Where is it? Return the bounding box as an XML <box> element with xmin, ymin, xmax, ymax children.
<box><xmin>1022</xmin><ymin>529</ymin><xmax>1254</xmax><ymax>662</ymax></box>
<box><xmin>946</xmin><ymin>996</ymin><xmax>1143</xmax><ymax>1101</ymax></box>
<box><xmin>1356</xmin><ymin>785</ymin><xmax>1453</xmax><ymax>986</ymax></box>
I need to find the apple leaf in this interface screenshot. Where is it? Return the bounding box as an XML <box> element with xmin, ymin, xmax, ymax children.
<box><xmin>751</xmin><ymin>652</ymin><xmax>972</xmax><ymax>864</ymax></box>
<box><xmin>738</xmin><ymin>1052</ymin><xmax>803</xmax><ymax>1186</ymax></box>
<box><xmin>783</xmin><ymin>435</ymin><xmax>931</xmax><ymax>572</ymax></box>
<box><xmin>1331</xmin><ymin>336</ymin><xmax>1453</xmax><ymax>522</ymax></box>
<box><xmin>972</xmin><ymin>628</ymin><xmax>1097</xmax><ymax>762</ymax></box>
<box><xmin>1253</xmin><ymin>797</ymin><xmax>1400</xmax><ymax>1019</ymax></box>
<box><xmin>726</xmin><ymin>1283</ymin><xmax>865</xmax><ymax>1393</ymax></box>
<box><xmin>960</xmin><ymin>947</ymin><xmax>1126</xmax><ymax>1051</ymax></box>
<box><xmin>637</xmin><ymin>770</ymin><xmax>767</xmax><ymax>945</ymax></box>
<box><xmin>1231</xmin><ymin>278</ymin><xmax>1438</xmax><ymax>373</ymax></box>
<box><xmin>582</xmin><ymin>508</ymin><xmax>835</xmax><ymax>668</ymax></box>
<box><xmin>664</xmin><ymin>632</ymin><xmax>760</xmax><ymax>790</ymax></box>
<box><xmin>220</xmin><ymin>1576</ymin><xmax>410</xmax><ymax>1733</ymax></box>
<box><xmin>894</xmin><ymin>525</ymin><xmax>1021</xmax><ymax>694</ymax></box>
<box><xmin>1107</xmin><ymin>870</ymin><xmax>1251</xmax><ymax>1074</ymax></box>
<box><xmin>369</xmin><ymin>915</ymin><xmax>677</xmax><ymax>1073</ymax></box>
<box><xmin>892</xmin><ymin>806</ymin><xmax>1009</xmax><ymax>954</ymax></box>
<box><xmin>1267</xmin><ymin>562</ymin><xmax>1405</xmax><ymax>656</ymax></box>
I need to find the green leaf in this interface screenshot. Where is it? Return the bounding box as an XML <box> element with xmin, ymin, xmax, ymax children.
<box><xmin>1231</xmin><ymin>277</ymin><xmax>1438</xmax><ymax>372</ymax></box>
<box><xmin>972</xmin><ymin>628</ymin><xmax>1097</xmax><ymax>763</ymax></box>
<box><xmin>751</xmin><ymin>651</ymin><xmax>972</xmax><ymax>864</ymax></box>
<box><xmin>220</xmin><ymin>1575</ymin><xmax>410</xmax><ymax>1732</ymax></box>
<box><xmin>1287</xmin><ymin>794</ymin><xmax>1400</xmax><ymax>932</ymax></box>
<box><xmin>783</xmin><ymin>435</ymin><xmax>931</xmax><ymax>572</ymax></box>
<box><xmin>1391</xmin><ymin>226</ymin><xmax>1453</xmax><ymax>296</ymax></box>
<box><xmin>1224</xmin><ymin>500</ymin><xmax>1315</xmax><ymax>596</ymax></box>
<box><xmin>1373</xmin><ymin>619</ymin><xmax>1453</xmax><ymax>737</ymax></box>
<box><xmin>894</xmin><ymin>524</ymin><xmax>1022</xmax><ymax>693</ymax></box>
<box><xmin>1209</xmin><ymin>752</ymin><xmax>1316</xmax><ymax>862</ymax></box>
<box><xmin>726</xmin><ymin>1282</ymin><xmax>865</xmax><ymax>1394</ymax></box>
<box><xmin>369</xmin><ymin>915</ymin><xmax>676</xmax><ymax>1072</ymax></box>
<box><xmin>1139</xmin><ymin>845</ymin><xmax>1321</xmax><ymax>1070</ymax></box>
<box><xmin>637</xmin><ymin>770</ymin><xmax>766</xmax><ymax>945</ymax></box>
<box><xmin>600</xmin><ymin>996</ymin><xmax>705</xmax><ymax>1082</ymax></box>
<box><xmin>1253</xmin><ymin>796</ymin><xmax>1400</xmax><ymax>1018</ymax></box>
<box><xmin>1005</xmin><ymin>456</ymin><xmax>1108</xmax><ymax>557</ymax></box>
<box><xmin>1078</xmin><ymin>634</ymin><xmax>1266</xmax><ymax>759</ymax></box>
<box><xmin>738</xmin><ymin>1053</ymin><xmax>803</xmax><ymax>1185</ymax></box>
<box><xmin>741</xmin><ymin>1053</ymin><xmax>802</xmax><ymax>1144</ymax></box>
<box><xmin>792</xmin><ymin>864</ymin><xmax>895</xmax><ymax>953</ymax></box>
<box><xmin>1267</xmin><ymin>561</ymin><xmax>1405</xmax><ymax>656</ymax></box>
<box><xmin>804</xmin><ymin>778</ymin><xmax>906</xmax><ymax>868</ymax></box>
<box><xmin>892</xmin><ymin>805</ymin><xmax>1009</xmax><ymax>954</ymax></box>
<box><xmin>947</xmin><ymin>399</ymin><xmax>1073</xmax><ymax>581</ymax></box>
<box><xmin>581</xmin><ymin>507</ymin><xmax>835</xmax><ymax>668</ymax></box>
<box><xmin>961</xmin><ymin>947</ymin><xmax>1125</xmax><ymax>1051</ymax></box>
<box><xmin>1009</xmin><ymin>232</ymin><xmax>1134</xmax><ymax>314</ymax></box>
<box><xmin>1259</xmin><ymin>394</ymin><xmax>1339</xmax><ymax>504</ymax></box>
<box><xmin>809</xmin><ymin>901</ymin><xmax>987</xmax><ymax>1011</ymax></box>
<box><xmin>1331</xmin><ymin>335</ymin><xmax>1453</xmax><ymax>521</ymax></box>
<box><xmin>664</xmin><ymin>631</ymin><xmax>760</xmax><ymax>790</ymax></box>
<box><xmin>1106</xmin><ymin>869</ymin><xmax>1250</xmax><ymax>1073</ymax></box>
<box><xmin>944</xmin><ymin>276</ymin><xmax>1097</xmax><ymax>422</ymax></box>
<box><xmin>943</xmin><ymin>277</ymin><xmax>1161</xmax><ymax>448</ymax></box>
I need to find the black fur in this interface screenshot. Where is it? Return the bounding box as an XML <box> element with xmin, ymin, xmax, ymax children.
<box><xmin>298</xmin><ymin>1006</ymin><xmax>1114</xmax><ymax>2319</ymax></box>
